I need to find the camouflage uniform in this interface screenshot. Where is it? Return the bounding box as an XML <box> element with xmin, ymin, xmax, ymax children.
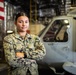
<box><xmin>3</xmin><ymin>32</ymin><xmax>46</xmax><ymax>75</ymax></box>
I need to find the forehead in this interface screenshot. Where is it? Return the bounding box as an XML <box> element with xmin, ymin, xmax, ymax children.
<box><xmin>17</xmin><ymin>16</ymin><xmax>29</xmax><ymax>20</ymax></box>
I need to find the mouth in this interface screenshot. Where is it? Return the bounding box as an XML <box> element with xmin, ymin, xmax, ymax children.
<box><xmin>22</xmin><ymin>26</ymin><xmax>27</xmax><ymax>29</ymax></box>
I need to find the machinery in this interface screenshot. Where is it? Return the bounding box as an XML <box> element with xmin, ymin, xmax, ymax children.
<box><xmin>39</xmin><ymin>9</ymin><xmax>76</xmax><ymax>74</ymax></box>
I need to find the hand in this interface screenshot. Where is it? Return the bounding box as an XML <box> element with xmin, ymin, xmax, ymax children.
<box><xmin>16</xmin><ymin>52</ymin><xmax>24</xmax><ymax>58</ymax></box>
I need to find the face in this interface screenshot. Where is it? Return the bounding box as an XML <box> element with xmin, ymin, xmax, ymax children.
<box><xmin>15</xmin><ymin>16</ymin><xmax>29</xmax><ymax>32</ymax></box>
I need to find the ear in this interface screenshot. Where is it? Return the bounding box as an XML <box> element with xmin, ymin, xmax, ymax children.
<box><xmin>14</xmin><ymin>22</ymin><xmax>16</xmax><ymax>25</ymax></box>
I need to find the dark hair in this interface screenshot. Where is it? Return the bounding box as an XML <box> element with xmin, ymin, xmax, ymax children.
<box><xmin>15</xmin><ymin>12</ymin><xmax>28</xmax><ymax>21</ymax></box>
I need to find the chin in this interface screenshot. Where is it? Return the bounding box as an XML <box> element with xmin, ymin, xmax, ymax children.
<box><xmin>19</xmin><ymin>30</ymin><xmax>26</xmax><ymax>32</ymax></box>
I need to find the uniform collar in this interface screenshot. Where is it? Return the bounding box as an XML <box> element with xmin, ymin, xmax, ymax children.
<box><xmin>14</xmin><ymin>31</ymin><xmax>31</xmax><ymax>40</ymax></box>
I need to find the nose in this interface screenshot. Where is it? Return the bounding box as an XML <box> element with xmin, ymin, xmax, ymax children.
<box><xmin>22</xmin><ymin>22</ymin><xmax>26</xmax><ymax>26</ymax></box>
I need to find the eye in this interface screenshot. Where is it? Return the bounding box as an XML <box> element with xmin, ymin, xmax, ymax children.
<box><xmin>25</xmin><ymin>20</ymin><xmax>29</xmax><ymax>23</ymax></box>
<box><xmin>18</xmin><ymin>20</ymin><xmax>23</xmax><ymax>23</ymax></box>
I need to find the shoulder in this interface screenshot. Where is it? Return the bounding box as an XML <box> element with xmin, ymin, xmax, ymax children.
<box><xmin>29</xmin><ymin>34</ymin><xmax>40</xmax><ymax>40</ymax></box>
<box><xmin>4</xmin><ymin>33</ymin><xmax>15</xmax><ymax>41</ymax></box>
<box><xmin>28</xmin><ymin>34</ymin><xmax>41</xmax><ymax>42</ymax></box>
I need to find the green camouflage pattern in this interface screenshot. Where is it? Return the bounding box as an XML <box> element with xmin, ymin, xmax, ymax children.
<box><xmin>3</xmin><ymin>33</ymin><xmax>46</xmax><ymax>75</ymax></box>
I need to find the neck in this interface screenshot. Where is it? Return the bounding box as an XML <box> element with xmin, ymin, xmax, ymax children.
<box><xmin>18</xmin><ymin>31</ymin><xmax>27</xmax><ymax>37</ymax></box>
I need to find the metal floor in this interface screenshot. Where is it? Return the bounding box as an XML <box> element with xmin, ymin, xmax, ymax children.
<box><xmin>38</xmin><ymin>67</ymin><xmax>74</xmax><ymax>75</ymax></box>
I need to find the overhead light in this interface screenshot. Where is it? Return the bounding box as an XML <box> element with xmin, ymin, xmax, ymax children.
<box><xmin>7</xmin><ymin>30</ymin><xmax>13</xmax><ymax>34</ymax></box>
<box><xmin>64</xmin><ymin>20</ymin><xmax>69</xmax><ymax>24</ymax></box>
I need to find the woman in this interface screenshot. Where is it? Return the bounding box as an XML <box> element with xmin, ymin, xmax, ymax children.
<box><xmin>3</xmin><ymin>12</ymin><xmax>46</xmax><ymax>75</ymax></box>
